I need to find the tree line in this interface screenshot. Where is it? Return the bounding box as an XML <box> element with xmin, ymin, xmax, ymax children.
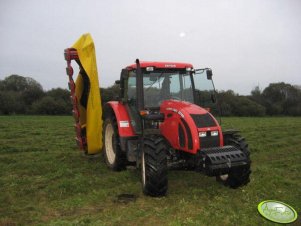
<box><xmin>216</xmin><ymin>82</ymin><xmax>301</xmax><ymax>116</ymax></box>
<box><xmin>0</xmin><ymin>75</ymin><xmax>71</xmax><ymax>115</ymax></box>
<box><xmin>0</xmin><ymin>74</ymin><xmax>300</xmax><ymax>116</ymax></box>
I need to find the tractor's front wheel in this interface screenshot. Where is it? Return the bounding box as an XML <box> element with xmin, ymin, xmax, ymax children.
<box><xmin>217</xmin><ymin>133</ymin><xmax>251</xmax><ymax>188</ymax></box>
<box><xmin>141</xmin><ymin>135</ymin><xmax>168</xmax><ymax>197</ymax></box>
<box><xmin>103</xmin><ymin>118</ymin><xmax>126</xmax><ymax>171</ymax></box>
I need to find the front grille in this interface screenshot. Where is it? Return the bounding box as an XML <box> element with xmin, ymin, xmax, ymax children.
<box><xmin>200</xmin><ymin>135</ymin><xmax>220</xmax><ymax>149</ymax></box>
<box><xmin>191</xmin><ymin>113</ymin><xmax>216</xmax><ymax>128</ymax></box>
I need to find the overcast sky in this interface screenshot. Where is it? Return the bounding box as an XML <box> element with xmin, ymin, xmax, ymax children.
<box><xmin>0</xmin><ymin>0</ymin><xmax>300</xmax><ymax>94</ymax></box>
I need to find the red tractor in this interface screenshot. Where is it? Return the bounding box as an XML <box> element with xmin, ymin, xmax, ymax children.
<box><xmin>64</xmin><ymin>41</ymin><xmax>250</xmax><ymax>197</ymax></box>
<box><xmin>102</xmin><ymin>59</ymin><xmax>251</xmax><ymax>196</ymax></box>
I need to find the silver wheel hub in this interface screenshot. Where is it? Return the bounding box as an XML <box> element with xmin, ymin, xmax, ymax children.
<box><xmin>105</xmin><ymin>123</ymin><xmax>116</xmax><ymax>165</ymax></box>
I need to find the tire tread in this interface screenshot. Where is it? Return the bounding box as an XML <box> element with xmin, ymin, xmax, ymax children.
<box><xmin>142</xmin><ymin>135</ymin><xmax>168</xmax><ymax>197</ymax></box>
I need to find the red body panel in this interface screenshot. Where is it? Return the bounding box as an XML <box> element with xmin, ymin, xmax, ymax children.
<box><xmin>107</xmin><ymin>100</ymin><xmax>223</xmax><ymax>155</ymax></box>
<box><xmin>127</xmin><ymin>61</ymin><xmax>193</xmax><ymax>69</ymax></box>
<box><xmin>105</xmin><ymin>101</ymin><xmax>136</xmax><ymax>137</ymax></box>
<box><xmin>160</xmin><ymin>100</ymin><xmax>223</xmax><ymax>154</ymax></box>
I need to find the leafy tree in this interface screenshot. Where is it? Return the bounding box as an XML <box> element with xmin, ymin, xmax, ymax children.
<box><xmin>232</xmin><ymin>96</ymin><xmax>265</xmax><ymax>116</ymax></box>
<box><xmin>0</xmin><ymin>91</ymin><xmax>15</xmax><ymax>114</ymax></box>
<box><xmin>262</xmin><ymin>82</ymin><xmax>301</xmax><ymax>115</ymax></box>
<box><xmin>46</xmin><ymin>88</ymin><xmax>70</xmax><ymax>102</ymax></box>
<box><xmin>46</xmin><ymin>88</ymin><xmax>72</xmax><ymax>114</ymax></box>
<box><xmin>0</xmin><ymin>90</ymin><xmax>26</xmax><ymax>114</ymax></box>
<box><xmin>0</xmin><ymin>74</ymin><xmax>28</xmax><ymax>92</ymax></box>
<box><xmin>30</xmin><ymin>88</ymin><xmax>72</xmax><ymax>115</ymax></box>
<box><xmin>100</xmin><ymin>84</ymin><xmax>120</xmax><ymax>103</ymax></box>
<box><xmin>250</xmin><ymin>86</ymin><xmax>264</xmax><ymax>106</ymax></box>
<box><xmin>217</xmin><ymin>90</ymin><xmax>265</xmax><ymax>116</ymax></box>
<box><xmin>31</xmin><ymin>96</ymin><xmax>69</xmax><ymax>115</ymax></box>
<box><xmin>0</xmin><ymin>75</ymin><xmax>44</xmax><ymax>114</ymax></box>
<box><xmin>22</xmin><ymin>77</ymin><xmax>44</xmax><ymax>106</ymax></box>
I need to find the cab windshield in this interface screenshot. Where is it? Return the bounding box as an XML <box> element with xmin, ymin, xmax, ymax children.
<box><xmin>144</xmin><ymin>69</ymin><xmax>195</xmax><ymax>108</ymax></box>
<box><xmin>127</xmin><ymin>69</ymin><xmax>194</xmax><ymax>108</ymax></box>
<box><xmin>126</xmin><ymin>68</ymin><xmax>216</xmax><ymax>110</ymax></box>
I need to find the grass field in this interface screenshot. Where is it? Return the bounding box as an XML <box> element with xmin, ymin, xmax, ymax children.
<box><xmin>0</xmin><ymin>116</ymin><xmax>300</xmax><ymax>226</ymax></box>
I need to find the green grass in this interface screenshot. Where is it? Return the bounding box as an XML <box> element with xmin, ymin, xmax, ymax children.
<box><xmin>0</xmin><ymin>116</ymin><xmax>300</xmax><ymax>226</ymax></box>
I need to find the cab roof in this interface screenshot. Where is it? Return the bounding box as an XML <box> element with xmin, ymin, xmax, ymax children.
<box><xmin>126</xmin><ymin>61</ymin><xmax>193</xmax><ymax>70</ymax></box>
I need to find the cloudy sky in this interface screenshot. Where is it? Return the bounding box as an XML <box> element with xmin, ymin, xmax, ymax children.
<box><xmin>0</xmin><ymin>0</ymin><xmax>300</xmax><ymax>94</ymax></box>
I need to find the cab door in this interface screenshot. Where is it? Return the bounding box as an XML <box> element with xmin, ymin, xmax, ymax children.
<box><xmin>192</xmin><ymin>69</ymin><xmax>216</xmax><ymax>110</ymax></box>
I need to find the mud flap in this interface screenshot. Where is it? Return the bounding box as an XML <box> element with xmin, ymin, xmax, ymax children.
<box><xmin>198</xmin><ymin>146</ymin><xmax>249</xmax><ymax>176</ymax></box>
<box><xmin>64</xmin><ymin>33</ymin><xmax>103</xmax><ymax>154</ymax></box>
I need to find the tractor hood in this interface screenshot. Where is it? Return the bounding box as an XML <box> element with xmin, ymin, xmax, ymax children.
<box><xmin>159</xmin><ymin>99</ymin><xmax>222</xmax><ymax>154</ymax></box>
<box><xmin>160</xmin><ymin>99</ymin><xmax>209</xmax><ymax>116</ymax></box>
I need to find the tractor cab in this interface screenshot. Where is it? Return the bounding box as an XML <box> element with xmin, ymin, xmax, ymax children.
<box><xmin>116</xmin><ymin>60</ymin><xmax>218</xmax><ymax>135</ymax></box>
<box><xmin>117</xmin><ymin>61</ymin><xmax>216</xmax><ymax>110</ymax></box>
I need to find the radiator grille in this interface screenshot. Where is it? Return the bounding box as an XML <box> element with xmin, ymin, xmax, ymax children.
<box><xmin>191</xmin><ymin>113</ymin><xmax>216</xmax><ymax>128</ymax></box>
<box><xmin>200</xmin><ymin>132</ymin><xmax>220</xmax><ymax>149</ymax></box>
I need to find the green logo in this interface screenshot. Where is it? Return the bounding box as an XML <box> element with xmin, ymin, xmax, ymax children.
<box><xmin>258</xmin><ymin>200</ymin><xmax>298</xmax><ymax>224</ymax></box>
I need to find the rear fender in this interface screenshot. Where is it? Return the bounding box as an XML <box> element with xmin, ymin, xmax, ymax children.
<box><xmin>104</xmin><ymin>101</ymin><xmax>136</xmax><ymax>137</ymax></box>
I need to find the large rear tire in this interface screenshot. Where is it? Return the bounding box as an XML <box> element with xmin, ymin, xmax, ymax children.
<box><xmin>103</xmin><ymin>117</ymin><xmax>126</xmax><ymax>171</ymax></box>
<box><xmin>217</xmin><ymin>133</ymin><xmax>251</xmax><ymax>188</ymax></box>
<box><xmin>141</xmin><ymin>135</ymin><xmax>168</xmax><ymax>197</ymax></box>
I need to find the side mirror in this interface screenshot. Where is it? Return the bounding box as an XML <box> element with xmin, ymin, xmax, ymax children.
<box><xmin>119</xmin><ymin>69</ymin><xmax>129</xmax><ymax>100</ymax></box>
<box><xmin>206</xmin><ymin>69</ymin><xmax>213</xmax><ymax>80</ymax></box>
<box><xmin>121</xmin><ymin>69</ymin><xmax>129</xmax><ymax>79</ymax></box>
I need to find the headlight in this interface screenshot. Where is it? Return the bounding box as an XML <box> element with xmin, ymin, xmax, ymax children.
<box><xmin>146</xmin><ymin>66</ymin><xmax>154</xmax><ymax>71</ymax></box>
<box><xmin>211</xmin><ymin>131</ymin><xmax>219</xmax><ymax>136</ymax></box>
<box><xmin>199</xmin><ymin>132</ymin><xmax>207</xmax><ymax>137</ymax></box>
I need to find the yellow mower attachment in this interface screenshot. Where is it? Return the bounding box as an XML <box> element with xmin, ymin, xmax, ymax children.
<box><xmin>64</xmin><ymin>33</ymin><xmax>103</xmax><ymax>154</ymax></box>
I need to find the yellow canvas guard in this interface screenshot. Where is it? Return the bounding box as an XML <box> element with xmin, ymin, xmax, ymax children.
<box><xmin>72</xmin><ymin>33</ymin><xmax>103</xmax><ymax>154</ymax></box>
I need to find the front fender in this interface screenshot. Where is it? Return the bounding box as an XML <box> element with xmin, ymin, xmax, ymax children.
<box><xmin>104</xmin><ymin>101</ymin><xmax>136</xmax><ymax>137</ymax></box>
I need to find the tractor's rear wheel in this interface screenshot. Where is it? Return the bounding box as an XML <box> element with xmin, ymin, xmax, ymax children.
<box><xmin>103</xmin><ymin>117</ymin><xmax>126</xmax><ymax>171</ymax></box>
<box><xmin>141</xmin><ymin>135</ymin><xmax>168</xmax><ymax>197</ymax></box>
<box><xmin>217</xmin><ymin>133</ymin><xmax>251</xmax><ymax>188</ymax></box>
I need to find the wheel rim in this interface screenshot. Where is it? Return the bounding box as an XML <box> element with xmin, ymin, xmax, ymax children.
<box><xmin>142</xmin><ymin>151</ymin><xmax>146</xmax><ymax>187</ymax></box>
<box><xmin>105</xmin><ymin>123</ymin><xmax>115</xmax><ymax>165</ymax></box>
